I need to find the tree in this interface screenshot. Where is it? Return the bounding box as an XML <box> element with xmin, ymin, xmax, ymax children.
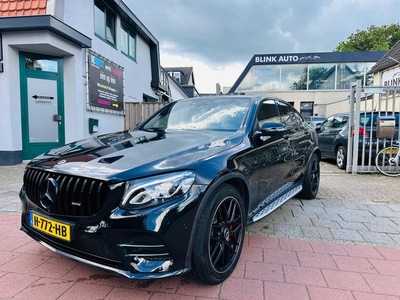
<box><xmin>333</xmin><ymin>24</ymin><xmax>400</xmax><ymax>52</ymax></box>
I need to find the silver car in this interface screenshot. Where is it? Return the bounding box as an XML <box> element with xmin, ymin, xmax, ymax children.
<box><xmin>304</xmin><ymin>116</ymin><xmax>327</xmax><ymax>128</ymax></box>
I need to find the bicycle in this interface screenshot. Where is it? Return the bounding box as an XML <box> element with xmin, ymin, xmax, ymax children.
<box><xmin>375</xmin><ymin>140</ymin><xmax>400</xmax><ymax>176</ymax></box>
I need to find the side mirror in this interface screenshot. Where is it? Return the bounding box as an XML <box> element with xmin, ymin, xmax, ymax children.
<box><xmin>260</xmin><ymin>121</ymin><xmax>287</xmax><ymax>136</ymax></box>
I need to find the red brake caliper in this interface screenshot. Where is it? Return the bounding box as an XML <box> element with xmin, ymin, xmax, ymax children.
<box><xmin>228</xmin><ymin>225</ymin><xmax>233</xmax><ymax>241</ymax></box>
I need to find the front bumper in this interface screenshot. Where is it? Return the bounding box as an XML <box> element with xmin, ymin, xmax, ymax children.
<box><xmin>20</xmin><ymin>185</ymin><xmax>202</xmax><ymax>280</ymax></box>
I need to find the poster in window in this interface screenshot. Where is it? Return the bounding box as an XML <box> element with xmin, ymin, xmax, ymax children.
<box><xmin>88</xmin><ymin>51</ymin><xmax>124</xmax><ymax>111</ymax></box>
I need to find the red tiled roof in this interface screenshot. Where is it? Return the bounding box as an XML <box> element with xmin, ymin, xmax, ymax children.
<box><xmin>0</xmin><ymin>0</ymin><xmax>47</xmax><ymax>16</ymax></box>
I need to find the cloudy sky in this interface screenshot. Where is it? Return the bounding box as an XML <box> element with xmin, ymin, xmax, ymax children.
<box><xmin>124</xmin><ymin>0</ymin><xmax>399</xmax><ymax>93</ymax></box>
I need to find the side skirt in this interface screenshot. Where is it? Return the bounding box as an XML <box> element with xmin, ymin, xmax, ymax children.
<box><xmin>250</xmin><ymin>185</ymin><xmax>302</xmax><ymax>223</ymax></box>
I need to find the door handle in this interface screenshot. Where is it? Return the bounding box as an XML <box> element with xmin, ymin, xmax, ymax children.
<box><xmin>53</xmin><ymin>114</ymin><xmax>62</xmax><ymax>121</ymax></box>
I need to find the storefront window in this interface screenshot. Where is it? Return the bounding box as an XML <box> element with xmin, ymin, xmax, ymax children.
<box><xmin>336</xmin><ymin>63</ymin><xmax>366</xmax><ymax>90</ymax></box>
<box><xmin>308</xmin><ymin>64</ymin><xmax>335</xmax><ymax>90</ymax></box>
<box><xmin>364</xmin><ymin>63</ymin><xmax>375</xmax><ymax>86</ymax></box>
<box><xmin>236</xmin><ymin>65</ymin><xmax>281</xmax><ymax>92</ymax></box>
<box><xmin>282</xmin><ymin>65</ymin><xmax>307</xmax><ymax>90</ymax></box>
<box><xmin>236</xmin><ymin>61</ymin><xmax>376</xmax><ymax>93</ymax></box>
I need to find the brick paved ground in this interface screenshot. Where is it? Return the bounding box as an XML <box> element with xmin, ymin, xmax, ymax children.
<box><xmin>248</xmin><ymin>160</ymin><xmax>400</xmax><ymax>248</ymax></box>
<box><xmin>0</xmin><ymin>160</ymin><xmax>400</xmax><ymax>299</ymax></box>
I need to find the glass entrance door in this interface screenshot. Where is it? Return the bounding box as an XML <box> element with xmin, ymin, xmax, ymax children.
<box><xmin>20</xmin><ymin>53</ymin><xmax>65</xmax><ymax>159</ymax></box>
<box><xmin>27</xmin><ymin>78</ymin><xmax>59</xmax><ymax>143</ymax></box>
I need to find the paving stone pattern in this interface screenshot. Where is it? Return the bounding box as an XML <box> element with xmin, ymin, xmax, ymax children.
<box><xmin>1</xmin><ymin>160</ymin><xmax>400</xmax><ymax>299</ymax></box>
<box><xmin>248</xmin><ymin>161</ymin><xmax>400</xmax><ymax>248</ymax></box>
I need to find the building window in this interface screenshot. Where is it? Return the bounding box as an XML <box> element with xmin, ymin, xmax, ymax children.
<box><xmin>25</xmin><ymin>58</ymin><xmax>58</xmax><ymax>73</ymax></box>
<box><xmin>94</xmin><ymin>0</ymin><xmax>116</xmax><ymax>46</ymax></box>
<box><xmin>308</xmin><ymin>64</ymin><xmax>335</xmax><ymax>90</ymax></box>
<box><xmin>168</xmin><ymin>71</ymin><xmax>182</xmax><ymax>84</ymax></box>
<box><xmin>143</xmin><ymin>94</ymin><xmax>158</xmax><ymax>103</ymax></box>
<box><xmin>283</xmin><ymin>65</ymin><xmax>307</xmax><ymax>90</ymax></box>
<box><xmin>121</xmin><ymin>23</ymin><xmax>136</xmax><ymax>60</ymax></box>
<box><xmin>235</xmin><ymin>62</ymin><xmax>377</xmax><ymax>93</ymax></box>
<box><xmin>300</xmin><ymin>102</ymin><xmax>314</xmax><ymax>116</ymax></box>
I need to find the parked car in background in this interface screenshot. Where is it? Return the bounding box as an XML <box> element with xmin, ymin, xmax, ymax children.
<box><xmin>20</xmin><ymin>95</ymin><xmax>320</xmax><ymax>284</ymax></box>
<box><xmin>317</xmin><ymin>111</ymin><xmax>399</xmax><ymax>170</ymax></box>
<box><xmin>304</xmin><ymin>115</ymin><xmax>327</xmax><ymax>128</ymax></box>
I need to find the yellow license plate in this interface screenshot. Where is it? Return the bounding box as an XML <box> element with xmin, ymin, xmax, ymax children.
<box><xmin>29</xmin><ymin>212</ymin><xmax>71</xmax><ymax>242</ymax></box>
<box><xmin>384</xmin><ymin>148</ymin><xmax>398</xmax><ymax>154</ymax></box>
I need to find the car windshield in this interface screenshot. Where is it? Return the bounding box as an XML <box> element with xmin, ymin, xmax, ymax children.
<box><xmin>142</xmin><ymin>97</ymin><xmax>251</xmax><ymax>132</ymax></box>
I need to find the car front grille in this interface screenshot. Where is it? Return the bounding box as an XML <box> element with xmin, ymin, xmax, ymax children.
<box><xmin>23</xmin><ymin>168</ymin><xmax>115</xmax><ymax>217</ymax></box>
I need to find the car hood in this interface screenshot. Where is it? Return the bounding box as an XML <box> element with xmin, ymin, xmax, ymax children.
<box><xmin>27</xmin><ymin>130</ymin><xmax>244</xmax><ymax>181</ymax></box>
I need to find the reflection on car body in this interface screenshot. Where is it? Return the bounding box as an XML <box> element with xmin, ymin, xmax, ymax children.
<box><xmin>20</xmin><ymin>95</ymin><xmax>320</xmax><ymax>284</ymax></box>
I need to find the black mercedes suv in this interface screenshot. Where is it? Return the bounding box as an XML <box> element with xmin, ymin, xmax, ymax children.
<box><xmin>20</xmin><ymin>95</ymin><xmax>320</xmax><ymax>284</ymax></box>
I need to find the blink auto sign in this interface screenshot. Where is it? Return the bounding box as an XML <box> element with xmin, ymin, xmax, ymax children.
<box><xmin>382</xmin><ymin>69</ymin><xmax>400</xmax><ymax>86</ymax></box>
<box><xmin>89</xmin><ymin>51</ymin><xmax>124</xmax><ymax>111</ymax></box>
<box><xmin>254</xmin><ymin>54</ymin><xmax>322</xmax><ymax>64</ymax></box>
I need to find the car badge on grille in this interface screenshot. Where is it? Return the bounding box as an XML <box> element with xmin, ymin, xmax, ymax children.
<box><xmin>57</xmin><ymin>159</ymin><xmax>67</xmax><ymax>165</ymax></box>
<box><xmin>39</xmin><ymin>178</ymin><xmax>59</xmax><ymax>211</ymax></box>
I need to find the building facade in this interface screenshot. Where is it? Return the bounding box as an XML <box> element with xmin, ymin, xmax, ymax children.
<box><xmin>0</xmin><ymin>0</ymin><xmax>183</xmax><ymax>165</ymax></box>
<box><xmin>369</xmin><ymin>40</ymin><xmax>400</xmax><ymax>87</ymax></box>
<box><xmin>229</xmin><ymin>51</ymin><xmax>386</xmax><ymax>117</ymax></box>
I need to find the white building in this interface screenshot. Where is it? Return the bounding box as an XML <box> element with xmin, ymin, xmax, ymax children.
<box><xmin>0</xmin><ymin>0</ymin><xmax>184</xmax><ymax>165</ymax></box>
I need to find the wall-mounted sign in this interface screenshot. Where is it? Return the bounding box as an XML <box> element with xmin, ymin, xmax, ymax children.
<box><xmin>254</xmin><ymin>54</ymin><xmax>322</xmax><ymax>64</ymax></box>
<box><xmin>252</xmin><ymin>52</ymin><xmax>386</xmax><ymax>65</ymax></box>
<box><xmin>88</xmin><ymin>51</ymin><xmax>124</xmax><ymax>111</ymax></box>
<box><xmin>382</xmin><ymin>69</ymin><xmax>400</xmax><ymax>86</ymax></box>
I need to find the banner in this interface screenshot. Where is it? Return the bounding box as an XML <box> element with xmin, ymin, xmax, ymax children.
<box><xmin>88</xmin><ymin>51</ymin><xmax>124</xmax><ymax>111</ymax></box>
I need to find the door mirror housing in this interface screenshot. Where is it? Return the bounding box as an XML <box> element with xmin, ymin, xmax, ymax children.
<box><xmin>260</xmin><ymin>121</ymin><xmax>287</xmax><ymax>136</ymax></box>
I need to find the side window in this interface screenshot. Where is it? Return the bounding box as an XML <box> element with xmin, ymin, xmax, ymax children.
<box><xmin>289</xmin><ymin>110</ymin><xmax>304</xmax><ymax>127</ymax></box>
<box><xmin>94</xmin><ymin>0</ymin><xmax>116</xmax><ymax>46</ymax></box>
<box><xmin>276</xmin><ymin>100</ymin><xmax>302</xmax><ymax>127</ymax></box>
<box><xmin>332</xmin><ymin>115</ymin><xmax>346</xmax><ymax>128</ymax></box>
<box><xmin>320</xmin><ymin>116</ymin><xmax>334</xmax><ymax>131</ymax></box>
<box><xmin>257</xmin><ymin>99</ymin><xmax>280</xmax><ymax>127</ymax></box>
<box><xmin>331</xmin><ymin>118</ymin><xmax>341</xmax><ymax>128</ymax></box>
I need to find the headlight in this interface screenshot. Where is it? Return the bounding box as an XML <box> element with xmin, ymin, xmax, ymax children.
<box><xmin>120</xmin><ymin>171</ymin><xmax>196</xmax><ymax>210</ymax></box>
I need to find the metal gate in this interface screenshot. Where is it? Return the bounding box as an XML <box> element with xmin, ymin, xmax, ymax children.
<box><xmin>346</xmin><ymin>80</ymin><xmax>400</xmax><ymax>174</ymax></box>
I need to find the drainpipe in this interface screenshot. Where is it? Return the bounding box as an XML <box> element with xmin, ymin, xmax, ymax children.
<box><xmin>0</xmin><ymin>33</ymin><xmax>3</xmax><ymax>72</ymax></box>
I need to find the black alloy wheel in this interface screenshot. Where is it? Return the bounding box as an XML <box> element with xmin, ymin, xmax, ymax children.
<box><xmin>191</xmin><ymin>184</ymin><xmax>245</xmax><ymax>284</ymax></box>
<box><xmin>298</xmin><ymin>153</ymin><xmax>320</xmax><ymax>199</ymax></box>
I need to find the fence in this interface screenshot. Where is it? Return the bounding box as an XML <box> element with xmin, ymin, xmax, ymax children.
<box><xmin>347</xmin><ymin>80</ymin><xmax>400</xmax><ymax>174</ymax></box>
<box><xmin>124</xmin><ymin>102</ymin><xmax>168</xmax><ymax>130</ymax></box>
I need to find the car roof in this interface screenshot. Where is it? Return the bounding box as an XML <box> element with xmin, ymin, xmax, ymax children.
<box><xmin>306</xmin><ymin>116</ymin><xmax>326</xmax><ymax>120</ymax></box>
<box><xmin>181</xmin><ymin>94</ymin><xmax>293</xmax><ymax>105</ymax></box>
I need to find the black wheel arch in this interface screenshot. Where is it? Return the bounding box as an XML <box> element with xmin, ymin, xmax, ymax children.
<box><xmin>311</xmin><ymin>146</ymin><xmax>321</xmax><ymax>162</ymax></box>
<box><xmin>184</xmin><ymin>171</ymin><xmax>250</xmax><ymax>271</ymax></box>
<box><xmin>335</xmin><ymin>143</ymin><xmax>345</xmax><ymax>154</ymax></box>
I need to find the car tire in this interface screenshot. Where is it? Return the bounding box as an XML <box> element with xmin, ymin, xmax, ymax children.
<box><xmin>336</xmin><ymin>146</ymin><xmax>346</xmax><ymax>170</ymax></box>
<box><xmin>298</xmin><ymin>153</ymin><xmax>320</xmax><ymax>199</ymax></box>
<box><xmin>191</xmin><ymin>184</ymin><xmax>245</xmax><ymax>284</ymax></box>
